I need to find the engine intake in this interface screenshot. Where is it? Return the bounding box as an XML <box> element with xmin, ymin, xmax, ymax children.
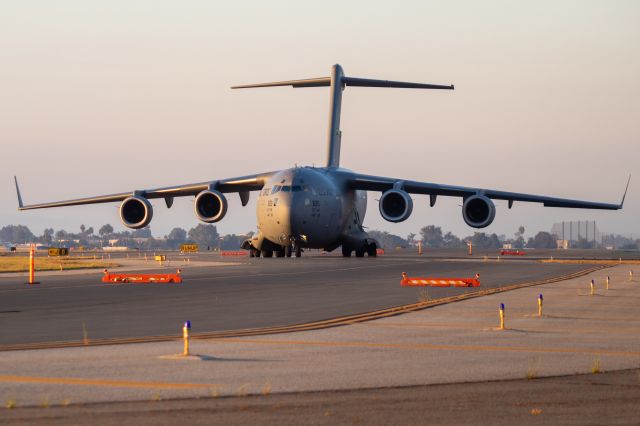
<box><xmin>120</xmin><ymin>196</ymin><xmax>153</xmax><ymax>229</ymax></box>
<box><xmin>379</xmin><ymin>189</ymin><xmax>413</xmax><ymax>223</ymax></box>
<box><xmin>462</xmin><ymin>195</ymin><xmax>496</xmax><ymax>228</ymax></box>
<box><xmin>194</xmin><ymin>190</ymin><xmax>228</xmax><ymax>223</ymax></box>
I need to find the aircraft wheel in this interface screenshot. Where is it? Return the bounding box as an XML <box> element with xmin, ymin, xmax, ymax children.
<box><xmin>275</xmin><ymin>250</ymin><xmax>285</xmax><ymax>258</ymax></box>
<box><xmin>262</xmin><ymin>250</ymin><xmax>273</xmax><ymax>258</ymax></box>
<box><xmin>341</xmin><ymin>245</ymin><xmax>352</xmax><ymax>258</ymax></box>
<box><xmin>366</xmin><ymin>243</ymin><xmax>377</xmax><ymax>257</ymax></box>
<box><xmin>295</xmin><ymin>245</ymin><xmax>302</xmax><ymax>257</ymax></box>
<box><xmin>355</xmin><ymin>248</ymin><xmax>365</xmax><ymax>258</ymax></box>
<box><xmin>285</xmin><ymin>245</ymin><xmax>292</xmax><ymax>257</ymax></box>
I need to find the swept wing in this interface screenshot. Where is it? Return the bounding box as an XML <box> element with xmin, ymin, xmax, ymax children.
<box><xmin>14</xmin><ymin>173</ymin><xmax>271</xmax><ymax>210</ymax></box>
<box><xmin>346</xmin><ymin>172</ymin><xmax>629</xmax><ymax>210</ymax></box>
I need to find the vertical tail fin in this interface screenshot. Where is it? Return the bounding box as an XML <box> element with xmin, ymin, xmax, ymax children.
<box><xmin>326</xmin><ymin>65</ymin><xmax>344</xmax><ymax>167</ymax></box>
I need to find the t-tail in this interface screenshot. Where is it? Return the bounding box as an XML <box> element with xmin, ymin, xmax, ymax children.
<box><xmin>232</xmin><ymin>64</ymin><xmax>454</xmax><ymax>168</ymax></box>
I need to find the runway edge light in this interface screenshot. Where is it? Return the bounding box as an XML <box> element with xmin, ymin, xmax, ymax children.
<box><xmin>538</xmin><ymin>294</ymin><xmax>543</xmax><ymax>317</ymax></box>
<box><xmin>183</xmin><ymin>321</ymin><xmax>191</xmax><ymax>356</ymax></box>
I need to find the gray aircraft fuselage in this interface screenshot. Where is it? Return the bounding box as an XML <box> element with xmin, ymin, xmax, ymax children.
<box><xmin>255</xmin><ymin>167</ymin><xmax>367</xmax><ymax>251</ymax></box>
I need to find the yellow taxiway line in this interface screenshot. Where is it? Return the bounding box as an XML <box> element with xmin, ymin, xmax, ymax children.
<box><xmin>217</xmin><ymin>338</ymin><xmax>640</xmax><ymax>358</ymax></box>
<box><xmin>0</xmin><ymin>375</ymin><xmax>219</xmax><ymax>390</ymax></box>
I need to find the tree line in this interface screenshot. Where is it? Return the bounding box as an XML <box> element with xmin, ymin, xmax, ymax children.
<box><xmin>0</xmin><ymin>223</ymin><xmax>251</xmax><ymax>251</ymax></box>
<box><xmin>1</xmin><ymin>223</ymin><xmax>638</xmax><ymax>251</ymax></box>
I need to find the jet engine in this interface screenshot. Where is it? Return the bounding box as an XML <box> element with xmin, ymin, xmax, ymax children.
<box><xmin>119</xmin><ymin>196</ymin><xmax>153</xmax><ymax>229</ymax></box>
<box><xmin>379</xmin><ymin>189</ymin><xmax>413</xmax><ymax>223</ymax></box>
<box><xmin>194</xmin><ymin>190</ymin><xmax>228</xmax><ymax>223</ymax></box>
<box><xmin>462</xmin><ymin>194</ymin><xmax>496</xmax><ymax>228</ymax></box>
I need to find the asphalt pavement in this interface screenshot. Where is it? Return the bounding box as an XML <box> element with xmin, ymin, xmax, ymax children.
<box><xmin>0</xmin><ymin>253</ymin><xmax>590</xmax><ymax>346</ymax></box>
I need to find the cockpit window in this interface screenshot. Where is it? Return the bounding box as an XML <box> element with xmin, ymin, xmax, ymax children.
<box><xmin>292</xmin><ymin>185</ymin><xmax>302</xmax><ymax>192</ymax></box>
<box><xmin>271</xmin><ymin>186</ymin><xmax>281</xmax><ymax>194</ymax></box>
<box><xmin>281</xmin><ymin>186</ymin><xmax>291</xmax><ymax>192</ymax></box>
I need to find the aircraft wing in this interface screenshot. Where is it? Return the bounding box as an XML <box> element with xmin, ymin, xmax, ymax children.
<box><xmin>14</xmin><ymin>172</ymin><xmax>272</xmax><ymax>210</ymax></box>
<box><xmin>346</xmin><ymin>172</ymin><xmax>629</xmax><ymax>210</ymax></box>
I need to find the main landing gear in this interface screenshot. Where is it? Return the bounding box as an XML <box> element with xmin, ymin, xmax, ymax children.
<box><xmin>250</xmin><ymin>244</ymin><xmax>302</xmax><ymax>258</ymax></box>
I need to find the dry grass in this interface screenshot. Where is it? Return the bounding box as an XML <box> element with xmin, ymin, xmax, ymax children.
<box><xmin>82</xmin><ymin>321</ymin><xmax>89</xmax><ymax>345</ymax></box>
<box><xmin>0</xmin><ymin>256</ymin><xmax>116</xmax><ymax>273</ymax></box>
<box><xmin>237</xmin><ymin>384</ymin><xmax>250</xmax><ymax>397</ymax></box>
<box><xmin>592</xmin><ymin>358</ymin><xmax>602</xmax><ymax>374</ymax></box>
<box><xmin>39</xmin><ymin>395</ymin><xmax>50</xmax><ymax>408</ymax></box>
<box><xmin>210</xmin><ymin>386</ymin><xmax>220</xmax><ymax>398</ymax></box>
<box><xmin>417</xmin><ymin>288</ymin><xmax>430</xmax><ymax>303</ymax></box>
<box><xmin>526</xmin><ymin>358</ymin><xmax>539</xmax><ymax>380</ymax></box>
<box><xmin>262</xmin><ymin>381</ymin><xmax>272</xmax><ymax>396</ymax></box>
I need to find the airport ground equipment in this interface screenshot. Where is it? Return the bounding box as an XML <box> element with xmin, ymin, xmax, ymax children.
<box><xmin>101</xmin><ymin>269</ymin><xmax>182</xmax><ymax>284</ymax></box>
<box><xmin>499</xmin><ymin>303</ymin><xmax>505</xmax><ymax>330</ymax></box>
<box><xmin>14</xmin><ymin>64</ymin><xmax>629</xmax><ymax>259</ymax></box>
<box><xmin>400</xmin><ymin>272</ymin><xmax>480</xmax><ymax>287</ymax></box>
<box><xmin>180</xmin><ymin>244</ymin><xmax>199</xmax><ymax>253</ymax></box>
<box><xmin>47</xmin><ymin>247</ymin><xmax>69</xmax><ymax>256</ymax></box>
<box><xmin>221</xmin><ymin>251</ymin><xmax>248</xmax><ymax>256</ymax></box>
<box><xmin>500</xmin><ymin>250</ymin><xmax>526</xmax><ymax>256</ymax></box>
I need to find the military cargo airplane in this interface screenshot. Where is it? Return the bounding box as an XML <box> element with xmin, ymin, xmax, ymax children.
<box><xmin>15</xmin><ymin>65</ymin><xmax>628</xmax><ymax>257</ymax></box>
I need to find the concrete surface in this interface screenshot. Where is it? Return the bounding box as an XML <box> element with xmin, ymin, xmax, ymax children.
<box><xmin>0</xmin><ymin>264</ymin><xmax>638</xmax><ymax>409</ymax></box>
<box><xmin>3</xmin><ymin>368</ymin><xmax>640</xmax><ymax>425</ymax></box>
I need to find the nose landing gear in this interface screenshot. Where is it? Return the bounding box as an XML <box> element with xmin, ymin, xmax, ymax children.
<box><xmin>341</xmin><ymin>242</ymin><xmax>377</xmax><ymax>258</ymax></box>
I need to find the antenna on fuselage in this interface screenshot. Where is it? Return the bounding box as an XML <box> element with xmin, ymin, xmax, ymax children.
<box><xmin>231</xmin><ymin>65</ymin><xmax>454</xmax><ymax>168</ymax></box>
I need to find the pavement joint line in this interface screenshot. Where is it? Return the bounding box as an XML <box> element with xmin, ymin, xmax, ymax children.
<box><xmin>362</xmin><ymin>322</ymin><xmax>640</xmax><ymax>335</ymax></box>
<box><xmin>0</xmin><ymin>375</ymin><xmax>220</xmax><ymax>389</ymax></box>
<box><xmin>0</xmin><ymin>265</ymin><xmax>608</xmax><ymax>352</ymax></box>
<box><xmin>185</xmin><ymin>260</ymin><xmax>440</xmax><ymax>282</ymax></box>
<box><xmin>216</xmin><ymin>338</ymin><xmax>640</xmax><ymax>357</ymax></box>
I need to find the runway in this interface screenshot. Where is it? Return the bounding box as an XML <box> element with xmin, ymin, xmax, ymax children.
<box><xmin>0</xmin><ymin>253</ymin><xmax>593</xmax><ymax>346</ymax></box>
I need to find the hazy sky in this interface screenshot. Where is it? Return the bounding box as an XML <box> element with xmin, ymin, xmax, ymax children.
<box><xmin>1</xmin><ymin>1</ymin><xmax>638</xmax><ymax>240</ymax></box>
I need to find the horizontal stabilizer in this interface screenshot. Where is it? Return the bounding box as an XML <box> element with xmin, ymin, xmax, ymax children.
<box><xmin>232</xmin><ymin>76</ymin><xmax>453</xmax><ymax>91</ymax></box>
<box><xmin>343</xmin><ymin>77</ymin><xmax>453</xmax><ymax>90</ymax></box>
<box><xmin>232</xmin><ymin>77</ymin><xmax>330</xmax><ymax>89</ymax></box>
<box><xmin>232</xmin><ymin>64</ymin><xmax>454</xmax><ymax>168</ymax></box>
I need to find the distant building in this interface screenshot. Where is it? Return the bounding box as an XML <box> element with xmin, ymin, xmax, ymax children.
<box><xmin>550</xmin><ymin>221</ymin><xmax>600</xmax><ymax>248</ymax></box>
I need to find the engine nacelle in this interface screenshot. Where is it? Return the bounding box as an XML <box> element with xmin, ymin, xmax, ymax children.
<box><xmin>120</xmin><ymin>196</ymin><xmax>153</xmax><ymax>229</ymax></box>
<box><xmin>379</xmin><ymin>189</ymin><xmax>413</xmax><ymax>223</ymax></box>
<box><xmin>194</xmin><ymin>190</ymin><xmax>228</xmax><ymax>223</ymax></box>
<box><xmin>462</xmin><ymin>194</ymin><xmax>496</xmax><ymax>228</ymax></box>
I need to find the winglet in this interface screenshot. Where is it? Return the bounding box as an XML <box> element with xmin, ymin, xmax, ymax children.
<box><xmin>14</xmin><ymin>176</ymin><xmax>24</xmax><ymax>209</ymax></box>
<box><xmin>619</xmin><ymin>175</ymin><xmax>631</xmax><ymax>208</ymax></box>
